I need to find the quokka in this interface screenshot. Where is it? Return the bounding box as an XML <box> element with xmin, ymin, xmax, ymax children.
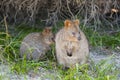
<box><xmin>20</xmin><ymin>27</ymin><xmax>54</xmax><ymax>61</ymax></box>
<box><xmin>55</xmin><ymin>19</ymin><xmax>89</xmax><ymax>68</ymax></box>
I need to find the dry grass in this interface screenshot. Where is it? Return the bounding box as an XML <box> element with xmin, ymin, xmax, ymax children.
<box><xmin>0</xmin><ymin>0</ymin><xmax>120</xmax><ymax>29</ymax></box>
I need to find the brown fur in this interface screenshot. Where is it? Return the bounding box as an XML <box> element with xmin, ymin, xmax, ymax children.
<box><xmin>55</xmin><ymin>19</ymin><xmax>89</xmax><ymax>68</ymax></box>
<box><xmin>20</xmin><ymin>27</ymin><xmax>54</xmax><ymax>61</ymax></box>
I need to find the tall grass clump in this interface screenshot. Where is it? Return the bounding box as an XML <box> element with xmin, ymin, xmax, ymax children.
<box><xmin>80</xmin><ymin>25</ymin><xmax>120</xmax><ymax>49</ymax></box>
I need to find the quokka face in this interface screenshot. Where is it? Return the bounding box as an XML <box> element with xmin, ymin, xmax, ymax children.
<box><xmin>42</xmin><ymin>27</ymin><xmax>54</xmax><ymax>45</ymax></box>
<box><xmin>64</xmin><ymin>19</ymin><xmax>81</xmax><ymax>42</ymax></box>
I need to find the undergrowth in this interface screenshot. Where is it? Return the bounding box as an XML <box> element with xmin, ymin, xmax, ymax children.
<box><xmin>0</xmin><ymin>23</ymin><xmax>119</xmax><ymax>79</ymax></box>
<box><xmin>81</xmin><ymin>25</ymin><xmax>120</xmax><ymax>49</ymax></box>
<box><xmin>59</xmin><ymin>57</ymin><xmax>118</xmax><ymax>80</ymax></box>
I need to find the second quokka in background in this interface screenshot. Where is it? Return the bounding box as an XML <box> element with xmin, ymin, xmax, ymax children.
<box><xmin>20</xmin><ymin>27</ymin><xmax>54</xmax><ymax>61</ymax></box>
<box><xmin>55</xmin><ymin>19</ymin><xmax>89</xmax><ymax>68</ymax></box>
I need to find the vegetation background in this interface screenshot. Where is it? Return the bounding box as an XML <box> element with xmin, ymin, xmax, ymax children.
<box><xmin>0</xmin><ymin>0</ymin><xmax>120</xmax><ymax>80</ymax></box>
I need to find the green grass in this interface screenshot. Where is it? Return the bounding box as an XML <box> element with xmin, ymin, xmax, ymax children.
<box><xmin>59</xmin><ymin>58</ymin><xmax>118</xmax><ymax>80</ymax></box>
<box><xmin>0</xmin><ymin>23</ymin><xmax>119</xmax><ymax>79</ymax></box>
<box><xmin>81</xmin><ymin>25</ymin><xmax>120</xmax><ymax>49</ymax></box>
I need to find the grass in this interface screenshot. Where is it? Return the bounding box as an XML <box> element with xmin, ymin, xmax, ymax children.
<box><xmin>0</xmin><ymin>23</ymin><xmax>119</xmax><ymax>80</ymax></box>
<box><xmin>81</xmin><ymin>25</ymin><xmax>120</xmax><ymax>49</ymax></box>
<box><xmin>59</xmin><ymin>58</ymin><xmax>118</xmax><ymax>80</ymax></box>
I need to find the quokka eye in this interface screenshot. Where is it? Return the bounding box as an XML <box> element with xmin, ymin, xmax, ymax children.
<box><xmin>72</xmin><ymin>32</ymin><xmax>76</xmax><ymax>36</ymax></box>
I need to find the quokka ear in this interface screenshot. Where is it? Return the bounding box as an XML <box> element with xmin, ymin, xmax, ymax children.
<box><xmin>64</xmin><ymin>20</ymin><xmax>72</xmax><ymax>29</ymax></box>
<box><xmin>74</xmin><ymin>19</ymin><xmax>80</xmax><ymax>25</ymax></box>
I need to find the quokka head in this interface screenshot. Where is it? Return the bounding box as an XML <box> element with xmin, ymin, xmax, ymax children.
<box><xmin>64</xmin><ymin>19</ymin><xmax>81</xmax><ymax>42</ymax></box>
<box><xmin>42</xmin><ymin>27</ymin><xmax>54</xmax><ymax>45</ymax></box>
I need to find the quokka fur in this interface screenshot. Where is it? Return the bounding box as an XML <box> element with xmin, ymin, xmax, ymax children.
<box><xmin>20</xmin><ymin>27</ymin><xmax>54</xmax><ymax>61</ymax></box>
<box><xmin>55</xmin><ymin>19</ymin><xmax>89</xmax><ymax>68</ymax></box>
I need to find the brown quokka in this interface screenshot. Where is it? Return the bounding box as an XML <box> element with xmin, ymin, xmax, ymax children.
<box><xmin>20</xmin><ymin>27</ymin><xmax>54</xmax><ymax>61</ymax></box>
<box><xmin>55</xmin><ymin>19</ymin><xmax>89</xmax><ymax>68</ymax></box>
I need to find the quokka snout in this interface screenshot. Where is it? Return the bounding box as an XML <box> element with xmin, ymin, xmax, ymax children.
<box><xmin>55</xmin><ymin>19</ymin><xmax>89</xmax><ymax>68</ymax></box>
<box><xmin>20</xmin><ymin>27</ymin><xmax>54</xmax><ymax>61</ymax></box>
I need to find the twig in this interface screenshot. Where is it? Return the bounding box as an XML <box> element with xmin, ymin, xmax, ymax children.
<box><xmin>3</xmin><ymin>16</ymin><xmax>9</xmax><ymax>36</ymax></box>
<box><xmin>66</xmin><ymin>0</ymin><xmax>75</xmax><ymax>19</ymax></box>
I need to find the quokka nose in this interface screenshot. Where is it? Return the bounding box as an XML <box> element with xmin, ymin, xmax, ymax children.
<box><xmin>78</xmin><ymin>37</ymin><xmax>81</xmax><ymax>40</ymax></box>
